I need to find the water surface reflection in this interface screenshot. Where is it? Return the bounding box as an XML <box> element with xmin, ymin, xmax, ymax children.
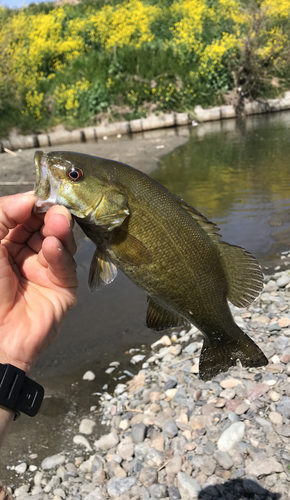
<box><xmin>153</xmin><ymin>112</ymin><xmax>290</xmax><ymax>264</ymax></box>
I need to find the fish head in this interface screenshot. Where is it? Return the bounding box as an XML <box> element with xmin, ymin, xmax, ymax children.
<box><xmin>34</xmin><ymin>150</ymin><xmax>130</xmax><ymax>229</ymax></box>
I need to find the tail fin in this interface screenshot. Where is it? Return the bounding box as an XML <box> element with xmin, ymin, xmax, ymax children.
<box><xmin>199</xmin><ymin>328</ymin><xmax>268</xmax><ymax>381</ymax></box>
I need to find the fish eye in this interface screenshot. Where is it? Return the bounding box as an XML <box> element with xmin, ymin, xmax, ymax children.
<box><xmin>67</xmin><ymin>167</ymin><xmax>83</xmax><ymax>182</ymax></box>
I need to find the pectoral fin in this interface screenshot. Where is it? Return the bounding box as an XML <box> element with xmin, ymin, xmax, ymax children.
<box><xmin>111</xmin><ymin>229</ymin><xmax>152</xmax><ymax>266</ymax></box>
<box><xmin>88</xmin><ymin>248</ymin><xmax>118</xmax><ymax>292</ymax></box>
<box><xmin>146</xmin><ymin>297</ymin><xmax>190</xmax><ymax>331</ymax></box>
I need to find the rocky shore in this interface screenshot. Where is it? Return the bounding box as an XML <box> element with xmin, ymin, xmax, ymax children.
<box><xmin>4</xmin><ymin>264</ymin><xmax>290</xmax><ymax>500</ymax></box>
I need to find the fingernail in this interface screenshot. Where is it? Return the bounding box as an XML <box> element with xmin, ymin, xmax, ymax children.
<box><xmin>63</xmin><ymin>215</ymin><xmax>73</xmax><ymax>229</ymax></box>
<box><xmin>52</xmin><ymin>236</ymin><xmax>64</xmax><ymax>250</ymax></box>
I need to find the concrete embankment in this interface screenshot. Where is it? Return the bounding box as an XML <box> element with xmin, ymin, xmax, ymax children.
<box><xmin>1</xmin><ymin>92</ymin><xmax>290</xmax><ymax>153</ymax></box>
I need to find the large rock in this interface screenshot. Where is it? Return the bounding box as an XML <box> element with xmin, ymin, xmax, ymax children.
<box><xmin>245</xmin><ymin>458</ymin><xmax>283</xmax><ymax>478</ymax></box>
<box><xmin>41</xmin><ymin>454</ymin><xmax>66</xmax><ymax>470</ymax></box>
<box><xmin>131</xmin><ymin>423</ymin><xmax>147</xmax><ymax>443</ymax></box>
<box><xmin>217</xmin><ymin>422</ymin><xmax>245</xmax><ymax>452</ymax></box>
<box><xmin>277</xmin><ymin>396</ymin><xmax>290</xmax><ymax>419</ymax></box>
<box><xmin>107</xmin><ymin>477</ymin><xmax>136</xmax><ymax>498</ymax></box>
<box><xmin>94</xmin><ymin>432</ymin><xmax>119</xmax><ymax>451</ymax></box>
<box><xmin>177</xmin><ymin>472</ymin><xmax>201</xmax><ymax>498</ymax></box>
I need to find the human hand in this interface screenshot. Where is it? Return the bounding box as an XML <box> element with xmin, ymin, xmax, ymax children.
<box><xmin>0</xmin><ymin>193</ymin><xmax>78</xmax><ymax>375</ymax></box>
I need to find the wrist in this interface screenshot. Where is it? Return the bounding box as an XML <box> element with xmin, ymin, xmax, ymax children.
<box><xmin>0</xmin><ymin>354</ymin><xmax>33</xmax><ymax>376</ymax></box>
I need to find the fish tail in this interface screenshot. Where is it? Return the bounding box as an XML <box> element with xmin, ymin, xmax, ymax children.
<box><xmin>199</xmin><ymin>327</ymin><xmax>268</xmax><ymax>381</ymax></box>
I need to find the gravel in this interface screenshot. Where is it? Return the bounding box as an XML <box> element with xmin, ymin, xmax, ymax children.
<box><xmin>5</xmin><ymin>268</ymin><xmax>290</xmax><ymax>499</ymax></box>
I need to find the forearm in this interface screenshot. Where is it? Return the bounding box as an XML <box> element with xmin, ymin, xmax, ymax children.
<box><xmin>0</xmin><ymin>406</ymin><xmax>14</xmax><ymax>448</ymax></box>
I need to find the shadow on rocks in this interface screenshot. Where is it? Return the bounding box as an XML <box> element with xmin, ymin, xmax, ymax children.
<box><xmin>198</xmin><ymin>478</ymin><xmax>281</xmax><ymax>499</ymax></box>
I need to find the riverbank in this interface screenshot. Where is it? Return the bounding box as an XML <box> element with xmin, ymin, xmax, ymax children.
<box><xmin>3</xmin><ymin>264</ymin><xmax>290</xmax><ymax>500</ymax></box>
<box><xmin>1</xmin><ymin>92</ymin><xmax>290</xmax><ymax>153</ymax></box>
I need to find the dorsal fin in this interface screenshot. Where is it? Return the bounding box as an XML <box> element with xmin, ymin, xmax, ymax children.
<box><xmin>174</xmin><ymin>195</ymin><xmax>221</xmax><ymax>244</ymax></box>
<box><xmin>146</xmin><ymin>297</ymin><xmax>190</xmax><ymax>331</ymax></box>
<box><xmin>174</xmin><ymin>194</ymin><xmax>263</xmax><ymax>307</ymax></box>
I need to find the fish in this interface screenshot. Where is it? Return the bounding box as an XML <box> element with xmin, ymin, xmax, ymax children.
<box><xmin>34</xmin><ymin>150</ymin><xmax>268</xmax><ymax>380</ymax></box>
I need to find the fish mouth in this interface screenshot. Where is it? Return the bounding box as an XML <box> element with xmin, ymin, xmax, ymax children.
<box><xmin>34</xmin><ymin>151</ymin><xmax>60</xmax><ymax>213</ymax></box>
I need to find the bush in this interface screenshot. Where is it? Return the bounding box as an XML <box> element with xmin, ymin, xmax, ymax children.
<box><xmin>0</xmin><ymin>0</ymin><xmax>289</xmax><ymax>137</ymax></box>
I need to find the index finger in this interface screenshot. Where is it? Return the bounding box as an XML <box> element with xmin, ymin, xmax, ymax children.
<box><xmin>0</xmin><ymin>193</ymin><xmax>38</xmax><ymax>242</ymax></box>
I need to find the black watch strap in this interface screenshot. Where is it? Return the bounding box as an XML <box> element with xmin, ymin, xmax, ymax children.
<box><xmin>0</xmin><ymin>364</ymin><xmax>44</xmax><ymax>417</ymax></box>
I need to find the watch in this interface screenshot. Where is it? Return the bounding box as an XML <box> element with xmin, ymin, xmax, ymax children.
<box><xmin>0</xmin><ymin>364</ymin><xmax>44</xmax><ymax>418</ymax></box>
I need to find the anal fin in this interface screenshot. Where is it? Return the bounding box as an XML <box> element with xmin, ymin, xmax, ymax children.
<box><xmin>199</xmin><ymin>328</ymin><xmax>268</xmax><ymax>381</ymax></box>
<box><xmin>89</xmin><ymin>248</ymin><xmax>118</xmax><ymax>292</ymax></box>
<box><xmin>146</xmin><ymin>297</ymin><xmax>190</xmax><ymax>331</ymax></box>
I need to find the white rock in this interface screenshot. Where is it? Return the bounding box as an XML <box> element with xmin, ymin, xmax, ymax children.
<box><xmin>178</xmin><ymin>472</ymin><xmax>201</xmax><ymax>497</ymax></box>
<box><xmin>94</xmin><ymin>432</ymin><xmax>119</xmax><ymax>451</ymax></box>
<box><xmin>34</xmin><ymin>471</ymin><xmax>43</xmax><ymax>486</ymax></box>
<box><xmin>119</xmin><ymin>419</ymin><xmax>130</xmax><ymax>431</ymax></box>
<box><xmin>217</xmin><ymin>422</ymin><xmax>245</xmax><ymax>452</ymax></box>
<box><xmin>29</xmin><ymin>465</ymin><xmax>38</xmax><ymax>472</ymax></box>
<box><xmin>41</xmin><ymin>454</ymin><xmax>66</xmax><ymax>470</ymax></box>
<box><xmin>105</xmin><ymin>367</ymin><xmax>115</xmax><ymax>374</ymax></box>
<box><xmin>54</xmin><ymin>488</ymin><xmax>66</xmax><ymax>499</ymax></box>
<box><xmin>79</xmin><ymin>458</ymin><xmax>94</xmax><ymax>474</ymax></box>
<box><xmin>83</xmin><ymin>370</ymin><xmax>96</xmax><ymax>381</ymax></box>
<box><xmin>276</xmin><ymin>275</ymin><xmax>290</xmax><ymax>287</ymax></box>
<box><xmin>14</xmin><ymin>485</ymin><xmax>29</xmax><ymax>497</ymax></box>
<box><xmin>151</xmin><ymin>335</ymin><xmax>171</xmax><ymax>348</ymax></box>
<box><xmin>114</xmin><ymin>384</ymin><xmax>127</xmax><ymax>395</ymax></box>
<box><xmin>79</xmin><ymin>418</ymin><xmax>96</xmax><ymax>435</ymax></box>
<box><xmin>15</xmin><ymin>462</ymin><xmax>27</xmax><ymax>474</ymax></box>
<box><xmin>73</xmin><ymin>435</ymin><xmax>93</xmax><ymax>451</ymax></box>
<box><xmin>85</xmin><ymin>486</ymin><xmax>105</xmax><ymax>500</ymax></box>
<box><xmin>130</xmin><ymin>354</ymin><xmax>146</xmax><ymax>364</ymax></box>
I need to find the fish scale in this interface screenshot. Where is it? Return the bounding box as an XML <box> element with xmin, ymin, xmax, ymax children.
<box><xmin>34</xmin><ymin>150</ymin><xmax>268</xmax><ymax>380</ymax></box>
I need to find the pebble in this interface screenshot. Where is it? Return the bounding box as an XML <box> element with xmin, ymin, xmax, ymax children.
<box><xmin>94</xmin><ymin>432</ymin><xmax>119</xmax><ymax>451</ymax></box>
<box><xmin>107</xmin><ymin>477</ymin><xmax>136</xmax><ymax>498</ymax></box>
<box><xmin>276</xmin><ymin>275</ymin><xmax>290</xmax><ymax>287</ymax></box>
<box><xmin>235</xmin><ymin>402</ymin><xmax>250</xmax><ymax>415</ymax></box>
<box><xmin>278</xmin><ymin>317</ymin><xmax>290</xmax><ymax>328</ymax></box>
<box><xmin>220</xmin><ymin>379</ymin><xmax>241</xmax><ymax>389</ymax></box>
<box><xmin>139</xmin><ymin>466</ymin><xmax>157</xmax><ymax>487</ymax></box>
<box><xmin>15</xmin><ymin>463</ymin><xmax>27</xmax><ymax>474</ymax></box>
<box><xmin>268</xmin><ymin>411</ymin><xmax>283</xmax><ymax>425</ymax></box>
<box><xmin>41</xmin><ymin>455</ymin><xmax>66</xmax><ymax>470</ymax></box>
<box><xmin>214</xmin><ymin>450</ymin><xmax>233</xmax><ymax>470</ymax></box>
<box><xmin>276</xmin><ymin>396</ymin><xmax>290</xmax><ymax>418</ymax></box>
<box><xmin>117</xmin><ymin>440</ymin><xmax>134</xmax><ymax>461</ymax></box>
<box><xmin>177</xmin><ymin>472</ymin><xmax>201</xmax><ymax>498</ymax></box>
<box><xmin>73</xmin><ymin>435</ymin><xmax>93</xmax><ymax>452</ymax></box>
<box><xmin>217</xmin><ymin>422</ymin><xmax>245</xmax><ymax>452</ymax></box>
<box><xmin>79</xmin><ymin>419</ymin><xmax>96</xmax><ymax>435</ymax></box>
<box><xmin>131</xmin><ymin>423</ymin><xmax>147</xmax><ymax>443</ymax></box>
<box><xmin>83</xmin><ymin>371</ymin><xmax>95</xmax><ymax>381</ymax></box>
<box><xmin>162</xmin><ymin>421</ymin><xmax>179</xmax><ymax>438</ymax></box>
<box><xmin>245</xmin><ymin>458</ymin><xmax>283</xmax><ymax>478</ymax></box>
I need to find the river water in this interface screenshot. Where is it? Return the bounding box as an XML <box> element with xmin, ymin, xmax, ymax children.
<box><xmin>153</xmin><ymin>112</ymin><xmax>290</xmax><ymax>267</ymax></box>
<box><xmin>2</xmin><ymin>111</ymin><xmax>290</xmax><ymax>479</ymax></box>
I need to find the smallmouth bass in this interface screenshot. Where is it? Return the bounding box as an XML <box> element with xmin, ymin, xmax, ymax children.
<box><xmin>34</xmin><ymin>150</ymin><xmax>268</xmax><ymax>380</ymax></box>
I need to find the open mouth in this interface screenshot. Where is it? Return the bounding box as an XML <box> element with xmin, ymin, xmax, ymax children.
<box><xmin>33</xmin><ymin>151</ymin><xmax>58</xmax><ymax>213</ymax></box>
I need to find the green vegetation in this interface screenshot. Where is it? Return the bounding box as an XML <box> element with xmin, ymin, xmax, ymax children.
<box><xmin>0</xmin><ymin>0</ymin><xmax>290</xmax><ymax>137</ymax></box>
